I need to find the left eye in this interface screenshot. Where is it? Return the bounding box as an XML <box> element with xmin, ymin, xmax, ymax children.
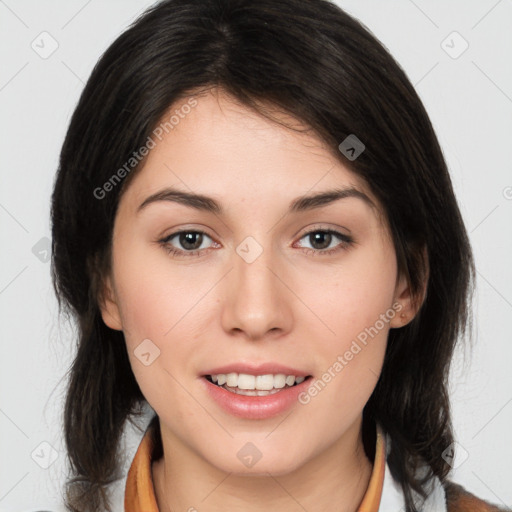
<box><xmin>162</xmin><ymin>231</ymin><xmax>214</xmax><ymax>253</ymax></box>
<box><xmin>295</xmin><ymin>229</ymin><xmax>353</xmax><ymax>254</ymax></box>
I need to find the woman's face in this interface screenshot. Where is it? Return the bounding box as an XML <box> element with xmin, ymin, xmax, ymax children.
<box><xmin>100</xmin><ymin>88</ymin><xmax>412</xmax><ymax>475</ymax></box>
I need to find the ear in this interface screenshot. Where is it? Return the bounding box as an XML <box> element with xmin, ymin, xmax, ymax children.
<box><xmin>389</xmin><ymin>247</ymin><xmax>429</xmax><ymax>328</ymax></box>
<box><xmin>98</xmin><ymin>274</ymin><xmax>123</xmax><ymax>331</ymax></box>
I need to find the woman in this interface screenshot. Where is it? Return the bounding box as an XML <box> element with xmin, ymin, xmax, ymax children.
<box><xmin>50</xmin><ymin>0</ymin><xmax>507</xmax><ymax>510</ymax></box>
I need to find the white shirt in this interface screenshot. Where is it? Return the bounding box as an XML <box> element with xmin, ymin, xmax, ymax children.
<box><xmin>379</xmin><ymin>431</ymin><xmax>447</xmax><ymax>511</ymax></box>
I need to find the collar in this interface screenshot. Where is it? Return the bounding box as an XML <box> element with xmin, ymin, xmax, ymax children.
<box><xmin>123</xmin><ymin>419</ymin><xmax>446</xmax><ymax>511</ymax></box>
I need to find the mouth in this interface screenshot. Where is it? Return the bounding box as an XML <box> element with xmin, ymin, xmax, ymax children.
<box><xmin>203</xmin><ymin>373</ymin><xmax>313</xmax><ymax>396</ymax></box>
<box><xmin>201</xmin><ymin>370</ymin><xmax>314</xmax><ymax>419</ymax></box>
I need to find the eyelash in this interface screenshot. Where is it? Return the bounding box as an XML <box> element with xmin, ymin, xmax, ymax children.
<box><xmin>158</xmin><ymin>228</ymin><xmax>354</xmax><ymax>258</ymax></box>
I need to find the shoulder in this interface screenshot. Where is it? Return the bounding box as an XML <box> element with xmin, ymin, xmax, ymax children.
<box><xmin>444</xmin><ymin>480</ymin><xmax>510</xmax><ymax>512</ymax></box>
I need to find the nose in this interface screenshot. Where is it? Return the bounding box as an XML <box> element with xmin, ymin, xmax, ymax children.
<box><xmin>220</xmin><ymin>239</ymin><xmax>293</xmax><ymax>342</ymax></box>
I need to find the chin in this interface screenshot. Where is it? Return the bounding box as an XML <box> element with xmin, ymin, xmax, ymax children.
<box><xmin>205</xmin><ymin>447</ymin><xmax>309</xmax><ymax>477</ymax></box>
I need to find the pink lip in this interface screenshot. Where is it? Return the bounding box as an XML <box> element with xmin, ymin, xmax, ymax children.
<box><xmin>201</xmin><ymin>375</ymin><xmax>313</xmax><ymax>420</ymax></box>
<box><xmin>202</xmin><ymin>362</ymin><xmax>310</xmax><ymax>377</ymax></box>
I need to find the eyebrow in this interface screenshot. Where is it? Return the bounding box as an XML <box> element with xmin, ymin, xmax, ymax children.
<box><xmin>136</xmin><ymin>186</ymin><xmax>375</xmax><ymax>215</ymax></box>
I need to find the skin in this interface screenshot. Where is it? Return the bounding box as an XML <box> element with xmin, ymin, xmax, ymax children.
<box><xmin>99</xmin><ymin>88</ymin><xmax>422</xmax><ymax>511</ymax></box>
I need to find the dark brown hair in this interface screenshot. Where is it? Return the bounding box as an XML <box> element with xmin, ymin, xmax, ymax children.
<box><xmin>50</xmin><ymin>0</ymin><xmax>475</xmax><ymax>510</ymax></box>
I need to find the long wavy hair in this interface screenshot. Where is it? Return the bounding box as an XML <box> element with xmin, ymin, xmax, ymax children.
<box><xmin>50</xmin><ymin>0</ymin><xmax>475</xmax><ymax>510</ymax></box>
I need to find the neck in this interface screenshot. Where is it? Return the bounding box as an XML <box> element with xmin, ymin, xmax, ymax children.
<box><xmin>152</xmin><ymin>416</ymin><xmax>375</xmax><ymax>512</ymax></box>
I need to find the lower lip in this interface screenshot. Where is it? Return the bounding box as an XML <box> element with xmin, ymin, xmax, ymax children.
<box><xmin>201</xmin><ymin>376</ymin><xmax>312</xmax><ymax>420</ymax></box>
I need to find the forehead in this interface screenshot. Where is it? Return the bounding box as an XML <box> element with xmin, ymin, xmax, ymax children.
<box><xmin>119</xmin><ymin>89</ymin><xmax>380</xmax><ymax>218</ymax></box>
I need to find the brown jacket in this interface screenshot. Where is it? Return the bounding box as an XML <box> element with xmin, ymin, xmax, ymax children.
<box><xmin>445</xmin><ymin>481</ymin><xmax>511</xmax><ymax>511</ymax></box>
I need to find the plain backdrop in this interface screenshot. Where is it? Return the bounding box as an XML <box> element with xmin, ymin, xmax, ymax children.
<box><xmin>0</xmin><ymin>0</ymin><xmax>511</xmax><ymax>510</ymax></box>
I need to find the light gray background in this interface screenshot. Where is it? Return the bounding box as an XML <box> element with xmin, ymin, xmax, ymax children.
<box><xmin>1</xmin><ymin>0</ymin><xmax>511</xmax><ymax>510</ymax></box>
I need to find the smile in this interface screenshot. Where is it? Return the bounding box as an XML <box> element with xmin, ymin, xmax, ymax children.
<box><xmin>201</xmin><ymin>373</ymin><xmax>313</xmax><ymax>419</ymax></box>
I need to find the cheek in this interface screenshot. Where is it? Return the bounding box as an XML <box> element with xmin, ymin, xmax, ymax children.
<box><xmin>298</xmin><ymin>278</ymin><xmax>393</xmax><ymax>432</ymax></box>
<box><xmin>111</xmin><ymin>238</ymin><xmax>202</xmax><ymax>342</ymax></box>
<box><xmin>294</xmin><ymin>237</ymin><xmax>396</xmax><ymax>408</ymax></box>
<box><xmin>109</xmin><ymin>242</ymin><xmax>204</xmax><ymax>395</ymax></box>
<box><xmin>304</xmin><ymin>243</ymin><xmax>397</xmax><ymax>351</ymax></box>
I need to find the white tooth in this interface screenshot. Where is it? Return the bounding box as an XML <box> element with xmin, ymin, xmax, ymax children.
<box><xmin>255</xmin><ymin>374</ymin><xmax>275</xmax><ymax>390</ymax></box>
<box><xmin>257</xmin><ymin>389</ymin><xmax>271</xmax><ymax>396</ymax></box>
<box><xmin>237</xmin><ymin>373</ymin><xmax>256</xmax><ymax>390</ymax></box>
<box><xmin>226</xmin><ymin>372</ymin><xmax>238</xmax><ymax>387</ymax></box>
<box><xmin>273</xmin><ymin>374</ymin><xmax>286</xmax><ymax>389</ymax></box>
<box><xmin>213</xmin><ymin>372</ymin><xmax>305</xmax><ymax>390</ymax></box>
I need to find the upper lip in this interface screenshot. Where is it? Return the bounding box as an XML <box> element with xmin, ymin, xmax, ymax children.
<box><xmin>202</xmin><ymin>362</ymin><xmax>311</xmax><ymax>377</ymax></box>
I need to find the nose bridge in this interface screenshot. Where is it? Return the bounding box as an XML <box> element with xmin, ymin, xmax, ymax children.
<box><xmin>221</xmin><ymin>234</ymin><xmax>292</xmax><ymax>338</ymax></box>
<box><xmin>235</xmin><ymin>235</ymin><xmax>276</xmax><ymax>294</ymax></box>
